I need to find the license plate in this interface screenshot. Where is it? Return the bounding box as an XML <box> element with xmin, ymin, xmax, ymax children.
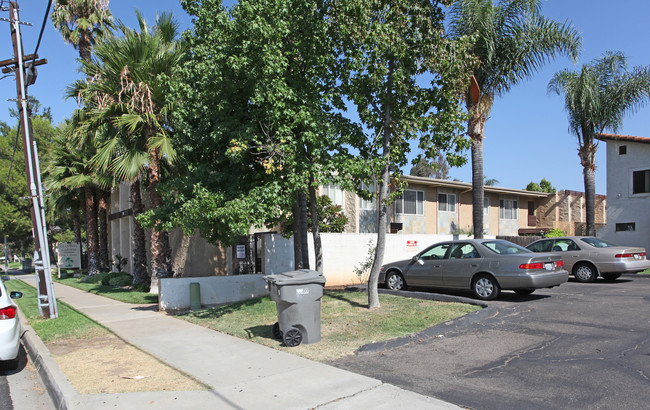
<box><xmin>634</xmin><ymin>254</ymin><xmax>640</xmax><ymax>260</ymax></box>
<box><xmin>545</xmin><ymin>262</ymin><xmax>553</xmax><ymax>271</ymax></box>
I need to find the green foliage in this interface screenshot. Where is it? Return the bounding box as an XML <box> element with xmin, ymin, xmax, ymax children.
<box><xmin>526</xmin><ymin>178</ymin><xmax>556</xmax><ymax>193</ymax></box>
<box><xmin>410</xmin><ymin>153</ymin><xmax>450</xmax><ymax>180</ymax></box>
<box><xmin>101</xmin><ymin>271</ymin><xmax>132</xmax><ymax>286</ymax></box>
<box><xmin>282</xmin><ymin>195</ymin><xmax>349</xmax><ymax>236</ymax></box>
<box><xmin>353</xmin><ymin>241</ymin><xmax>376</xmax><ymax>284</ymax></box>
<box><xmin>545</xmin><ymin>228</ymin><xmax>566</xmax><ymax>238</ymax></box>
<box><xmin>82</xmin><ymin>271</ymin><xmax>110</xmax><ymax>283</ymax></box>
<box><xmin>112</xmin><ymin>254</ymin><xmax>128</xmax><ymax>272</ymax></box>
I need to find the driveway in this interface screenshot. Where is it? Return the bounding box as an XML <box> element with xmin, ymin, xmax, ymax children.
<box><xmin>329</xmin><ymin>275</ymin><xmax>650</xmax><ymax>409</ymax></box>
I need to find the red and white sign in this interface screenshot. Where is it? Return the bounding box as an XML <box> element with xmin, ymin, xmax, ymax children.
<box><xmin>406</xmin><ymin>240</ymin><xmax>417</xmax><ymax>247</ymax></box>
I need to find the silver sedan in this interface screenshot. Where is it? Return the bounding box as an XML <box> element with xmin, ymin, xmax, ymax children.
<box><xmin>379</xmin><ymin>239</ymin><xmax>568</xmax><ymax>300</ymax></box>
<box><xmin>526</xmin><ymin>236</ymin><xmax>650</xmax><ymax>282</ymax></box>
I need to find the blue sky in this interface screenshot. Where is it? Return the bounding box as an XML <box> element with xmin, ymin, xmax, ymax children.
<box><xmin>1</xmin><ymin>0</ymin><xmax>649</xmax><ymax>194</ymax></box>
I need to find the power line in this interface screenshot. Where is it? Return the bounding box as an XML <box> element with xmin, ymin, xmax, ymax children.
<box><xmin>30</xmin><ymin>0</ymin><xmax>52</xmax><ymax>67</ymax></box>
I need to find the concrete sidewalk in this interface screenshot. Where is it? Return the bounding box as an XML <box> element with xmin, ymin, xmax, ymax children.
<box><xmin>17</xmin><ymin>275</ymin><xmax>460</xmax><ymax>410</ymax></box>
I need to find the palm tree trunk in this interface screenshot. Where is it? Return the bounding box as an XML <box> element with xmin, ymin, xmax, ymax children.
<box><xmin>130</xmin><ymin>180</ymin><xmax>148</xmax><ymax>285</ymax></box>
<box><xmin>583</xmin><ymin>166</ymin><xmax>596</xmax><ymax>236</ymax></box>
<box><xmin>84</xmin><ymin>185</ymin><xmax>99</xmax><ymax>275</ymax></box>
<box><xmin>98</xmin><ymin>188</ymin><xmax>110</xmax><ymax>271</ymax></box>
<box><xmin>308</xmin><ymin>184</ymin><xmax>323</xmax><ymax>273</ymax></box>
<box><xmin>147</xmin><ymin>145</ymin><xmax>172</xmax><ymax>283</ymax></box>
<box><xmin>468</xmin><ymin>111</ymin><xmax>486</xmax><ymax>239</ymax></box>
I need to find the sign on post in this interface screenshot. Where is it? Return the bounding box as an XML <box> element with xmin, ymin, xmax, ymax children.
<box><xmin>55</xmin><ymin>242</ymin><xmax>81</xmax><ymax>276</ymax></box>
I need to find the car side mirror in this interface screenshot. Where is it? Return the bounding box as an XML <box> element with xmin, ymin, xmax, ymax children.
<box><xmin>10</xmin><ymin>291</ymin><xmax>22</xmax><ymax>299</ymax></box>
<box><xmin>412</xmin><ymin>255</ymin><xmax>424</xmax><ymax>265</ymax></box>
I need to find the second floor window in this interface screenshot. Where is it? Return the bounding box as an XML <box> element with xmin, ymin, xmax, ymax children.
<box><xmin>499</xmin><ymin>199</ymin><xmax>518</xmax><ymax>220</ymax></box>
<box><xmin>438</xmin><ymin>193</ymin><xmax>456</xmax><ymax>213</ymax></box>
<box><xmin>323</xmin><ymin>183</ymin><xmax>344</xmax><ymax>208</ymax></box>
<box><xmin>632</xmin><ymin>169</ymin><xmax>650</xmax><ymax>194</ymax></box>
<box><xmin>396</xmin><ymin>190</ymin><xmax>424</xmax><ymax>215</ymax></box>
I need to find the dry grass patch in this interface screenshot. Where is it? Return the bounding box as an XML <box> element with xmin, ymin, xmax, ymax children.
<box><xmin>48</xmin><ymin>335</ymin><xmax>206</xmax><ymax>394</ymax></box>
<box><xmin>179</xmin><ymin>290</ymin><xmax>480</xmax><ymax>362</ymax></box>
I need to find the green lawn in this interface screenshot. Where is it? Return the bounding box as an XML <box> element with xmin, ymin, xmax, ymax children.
<box><xmin>640</xmin><ymin>268</ymin><xmax>650</xmax><ymax>275</ymax></box>
<box><xmin>4</xmin><ymin>279</ymin><xmax>108</xmax><ymax>342</ymax></box>
<box><xmin>179</xmin><ymin>290</ymin><xmax>480</xmax><ymax>361</ymax></box>
<box><xmin>55</xmin><ymin>276</ymin><xmax>157</xmax><ymax>304</ymax></box>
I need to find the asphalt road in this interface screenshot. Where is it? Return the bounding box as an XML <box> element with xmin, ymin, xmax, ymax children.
<box><xmin>0</xmin><ymin>346</ymin><xmax>54</xmax><ymax>410</ymax></box>
<box><xmin>330</xmin><ymin>275</ymin><xmax>650</xmax><ymax>410</ymax></box>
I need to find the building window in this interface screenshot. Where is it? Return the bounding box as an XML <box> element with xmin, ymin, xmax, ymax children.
<box><xmin>499</xmin><ymin>199</ymin><xmax>518</xmax><ymax>220</ymax></box>
<box><xmin>615</xmin><ymin>222</ymin><xmax>636</xmax><ymax>232</ymax></box>
<box><xmin>359</xmin><ymin>183</ymin><xmax>376</xmax><ymax>210</ymax></box>
<box><xmin>438</xmin><ymin>193</ymin><xmax>456</xmax><ymax>213</ymax></box>
<box><xmin>632</xmin><ymin>170</ymin><xmax>650</xmax><ymax>194</ymax></box>
<box><xmin>619</xmin><ymin>145</ymin><xmax>627</xmax><ymax>155</ymax></box>
<box><xmin>396</xmin><ymin>190</ymin><xmax>424</xmax><ymax>215</ymax></box>
<box><xmin>484</xmin><ymin>197</ymin><xmax>490</xmax><ymax>216</ymax></box>
<box><xmin>323</xmin><ymin>183</ymin><xmax>344</xmax><ymax>208</ymax></box>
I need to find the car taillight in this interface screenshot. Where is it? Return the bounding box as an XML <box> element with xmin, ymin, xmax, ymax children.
<box><xmin>0</xmin><ymin>305</ymin><xmax>17</xmax><ymax>320</ymax></box>
<box><xmin>640</xmin><ymin>253</ymin><xmax>647</xmax><ymax>258</ymax></box>
<box><xmin>615</xmin><ymin>253</ymin><xmax>632</xmax><ymax>258</ymax></box>
<box><xmin>555</xmin><ymin>261</ymin><xmax>564</xmax><ymax>267</ymax></box>
<box><xmin>520</xmin><ymin>263</ymin><xmax>543</xmax><ymax>270</ymax></box>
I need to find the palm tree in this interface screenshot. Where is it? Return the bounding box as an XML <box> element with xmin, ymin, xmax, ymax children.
<box><xmin>548</xmin><ymin>52</ymin><xmax>650</xmax><ymax>235</ymax></box>
<box><xmin>448</xmin><ymin>0</ymin><xmax>581</xmax><ymax>238</ymax></box>
<box><xmin>74</xmin><ymin>11</ymin><xmax>185</xmax><ymax>283</ymax></box>
<box><xmin>51</xmin><ymin>0</ymin><xmax>113</xmax><ymax>62</ymax></box>
<box><xmin>52</xmin><ymin>0</ymin><xmax>114</xmax><ymax>274</ymax></box>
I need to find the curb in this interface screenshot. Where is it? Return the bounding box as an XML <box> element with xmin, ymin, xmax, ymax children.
<box><xmin>17</xmin><ymin>308</ymin><xmax>76</xmax><ymax>410</ymax></box>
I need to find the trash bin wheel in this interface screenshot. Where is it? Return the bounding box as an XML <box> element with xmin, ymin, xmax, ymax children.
<box><xmin>283</xmin><ymin>328</ymin><xmax>303</xmax><ymax>347</ymax></box>
<box><xmin>272</xmin><ymin>322</ymin><xmax>283</xmax><ymax>340</ymax></box>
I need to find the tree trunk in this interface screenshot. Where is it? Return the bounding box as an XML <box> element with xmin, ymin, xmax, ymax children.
<box><xmin>98</xmin><ymin>188</ymin><xmax>110</xmax><ymax>271</ymax></box>
<box><xmin>84</xmin><ymin>185</ymin><xmax>99</xmax><ymax>275</ymax></box>
<box><xmin>298</xmin><ymin>190</ymin><xmax>310</xmax><ymax>269</ymax></box>
<box><xmin>309</xmin><ymin>184</ymin><xmax>323</xmax><ymax>273</ymax></box>
<box><xmin>367</xmin><ymin>61</ymin><xmax>394</xmax><ymax>310</ymax></box>
<box><xmin>293</xmin><ymin>195</ymin><xmax>304</xmax><ymax>269</ymax></box>
<box><xmin>583</xmin><ymin>166</ymin><xmax>596</xmax><ymax>236</ymax></box>
<box><xmin>468</xmin><ymin>110</ymin><xmax>486</xmax><ymax>239</ymax></box>
<box><xmin>130</xmin><ymin>180</ymin><xmax>149</xmax><ymax>286</ymax></box>
<box><xmin>147</xmin><ymin>145</ymin><xmax>172</xmax><ymax>283</ymax></box>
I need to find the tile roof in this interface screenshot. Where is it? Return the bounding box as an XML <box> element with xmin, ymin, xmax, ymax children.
<box><xmin>595</xmin><ymin>133</ymin><xmax>650</xmax><ymax>144</ymax></box>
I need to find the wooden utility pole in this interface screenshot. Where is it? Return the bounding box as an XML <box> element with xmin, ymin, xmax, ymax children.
<box><xmin>3</xmin><ymin>1</ymin><xmax>57</xmax><ymax>318</ymax></box>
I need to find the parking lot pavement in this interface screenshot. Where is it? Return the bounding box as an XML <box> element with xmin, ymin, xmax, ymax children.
<box><xmin>329</xmin><ymin>275</ymin><xmax>650</xmax><ymax>410</ymax></box>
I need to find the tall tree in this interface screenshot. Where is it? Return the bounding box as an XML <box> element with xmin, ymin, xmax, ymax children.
<box><xmin>410</xmin><ymin>153</ymin><xmax>450</xmax><ymax>179</ymax></box>
<box><xmin>52</xmin><ymin>0</ymin><xmax>114</xmax><ymax>275</ymax></box>
<box><xmin>448</xmin><ymin>0</ymin><xmax>580</xmax><ymax>238</ymax></box>
<box><xmin>149</xmin><ymin>0</ymin><xmax>358</xmax><ymax>276</ymax></box>
<box><xmin>548</xmin><ymin>52</ymin><xmax>650</xmax><ymax>235</ymax></box>
<box><xmin>335</xmin><ymin>0</ymin><xmax>475</xmax><ymax>308</ymax></box>
<box><xmin>73</xmin><ymin>12</ymin><xmax>186</xmax><ymax>284</ymax></box>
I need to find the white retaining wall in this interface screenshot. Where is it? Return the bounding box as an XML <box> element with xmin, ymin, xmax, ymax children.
<box><xmin>159</xmin><ymin>274</ymin><xmax>268</xmax><ymax>312</ymax></box>
<box><xmin>264</xmin><ymin>233</ymin><xmax>480</xmax><ymax>287</ymax></box>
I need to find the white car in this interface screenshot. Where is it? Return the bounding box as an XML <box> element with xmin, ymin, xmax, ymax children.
<box><xmin>0</xmin><ymin>278</ymin><xmax>23</xmax><ymax>370</ymax></box>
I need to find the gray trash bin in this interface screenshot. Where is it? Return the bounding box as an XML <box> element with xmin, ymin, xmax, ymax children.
<box><xmin>263</xmin><ymin>269</ymin><xmax>326</xmax><ymax>347</ymax></box>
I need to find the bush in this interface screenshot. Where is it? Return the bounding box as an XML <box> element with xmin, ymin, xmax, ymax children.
<box><xmin>101</xmin><ymin>271</ymin><xmax>132</xmax><ymax>286</ymax></box>
<box><xmin>108</xmin><ymin>275</ymin><xmax>133</xmax><ymax>287</ymax></box>
<box><xmin>545</xmin><ymin>228</ymin><xmax>566</xmax><ymax>238</ymax></box>
<box><xmin>82</xmin><ymin>272</ymin><xmax>111</xmax><ymax>284</ymax></box>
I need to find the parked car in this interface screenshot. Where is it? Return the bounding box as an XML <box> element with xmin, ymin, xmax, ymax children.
<box><xmin>0</xmin><ymin>278</ymin><xmax>23</xmax><ymax>370</ymax></box>
<box><xmin>379</xmin><ymin>239</ymin><xmax>568</xmax><ymax>300</ymax></box>
<box><xmin>526</xmin><ymin>236</ymin><xmax>650</xmax><ymax>282</ymax></box>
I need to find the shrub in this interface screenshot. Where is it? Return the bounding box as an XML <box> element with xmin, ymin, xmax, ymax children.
<box><xmin>82</xmin><ymin>272</ymin><xmax>111</xmax><ymax>284</ymax></box>
<box><xmin>108</xmin><ymin>275</ymin><xmax>133</xmax><ymax>287</ymax></box>
<box><xmin>101</xmin><ymin>271</ymin><xmax>132</xmax><ymax>286</ymax></box>
<box><xmin>545</xmin><ymin>228</ymin><xmax>566</xmax><ymax>238</ymax></box>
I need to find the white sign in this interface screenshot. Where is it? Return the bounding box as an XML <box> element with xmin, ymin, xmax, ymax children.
<box><xmin>236</xmin><ymin>245</ymin><xmax>246</xmax><ymax>259</ymax></box>
<box><xmin>56</xmin><ymin>242</ymin><xmax>81</xmax><ymax>269</ymax></box>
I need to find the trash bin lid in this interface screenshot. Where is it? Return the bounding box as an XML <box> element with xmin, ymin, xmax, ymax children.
<box><xmin>263</xmin><ymin>269</ymin><xmax>326</xmax><ymax>285</ymax></box>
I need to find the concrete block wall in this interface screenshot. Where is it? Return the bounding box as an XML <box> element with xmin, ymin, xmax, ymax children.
<box><xmin>159</xmin><ymin>275</ymin><xmax>268</xmax><ymax>312</ymax></box>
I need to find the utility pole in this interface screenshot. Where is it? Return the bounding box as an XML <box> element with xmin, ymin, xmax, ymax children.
<box><xmin>2</xmin><ymin>1</ymin><xmax>57</xmax><ymax>318</ymax></box>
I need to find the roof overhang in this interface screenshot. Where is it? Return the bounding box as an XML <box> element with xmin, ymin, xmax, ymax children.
<box><xmin>401</xmin><ymin>175</ymin><xmax>550</xmax><ymax>198</ymax></box>
<box><xmin>595</xmin><ymin>133</ymin><xmax>650</xmax><ymax>144</ymax></box>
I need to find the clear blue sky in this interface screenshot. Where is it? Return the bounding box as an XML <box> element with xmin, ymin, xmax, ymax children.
<box><xmin>1</xmin><ymin>0</ymin><xmax>649</xmax><ymax>194</ymax></box>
